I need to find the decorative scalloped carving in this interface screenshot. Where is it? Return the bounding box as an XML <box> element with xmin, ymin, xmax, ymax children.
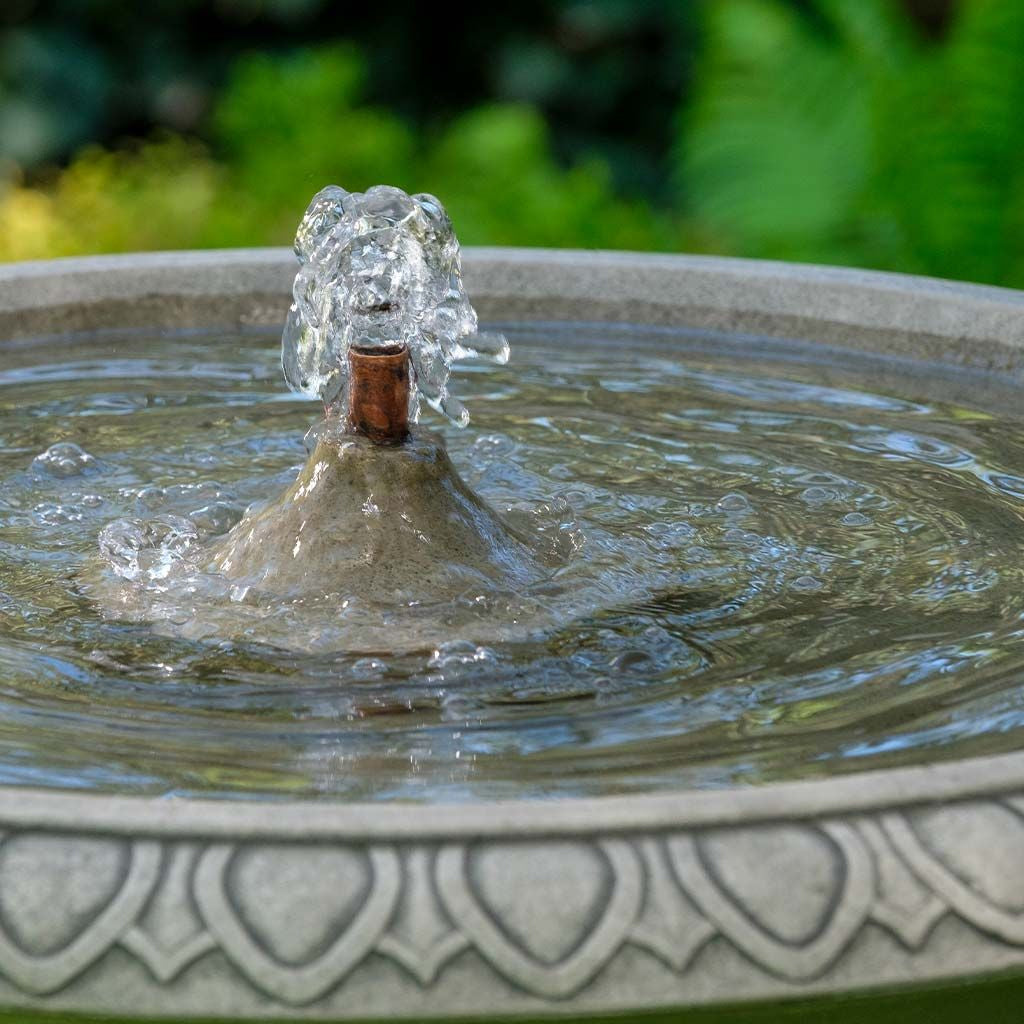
<box><xmin>119</xmin><ymin>842</ymin><xmax>217</xmax><ymax>983</ymax></box>
<box><xmin>883</xmin><ymin>803</ymin><xmax>1024</xmax><ymax>944</ymax></box>
<box><xmin>856</xmin><ymin>818</ymin><xmax>945</xmax><ymax>949</ymax></box>
<box><xmin>194</xmin><ymin>843</ymin><xmax>401</xmax><ymax>1005</ymax></box>
<box><xmin>628</xmin><ymin>838</ymin><xmax>714</xmax><ymax>972</ymax></box>
<box><xmin>0</xmin><ymin>836</ymin><xmax>160</xmax><ymax>994</ymax></box>
<box><xmin>435</xmin><ymin>839</ymin><xmax>642</xmax><ymax>998</ymax></box>
<box><xmin>375</xmin><ymin>847</ymin><xmax>468</xmax><ymax>984</ymax></box>
<box><xmin>0</xmin><ymin>801</ymin><xmax>1017</xmax><ymax>1014</ymax></box>
<box><xmin>666</xmin><ymin>822</ymin><xmax>872</xmax><ymax>980</ymax></box>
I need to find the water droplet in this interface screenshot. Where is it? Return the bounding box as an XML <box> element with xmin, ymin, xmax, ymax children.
<box><xmin>351</xmin><ymin>657</ymin><xmax>387</xmax><ymax>678</ymax></box>
<box><xmin>800</xmin><ymin>486</ymin><xmax>833</xmax><ymax>504</ymax></box>
<box><xmin>841</xmin><ymin>512</ymin><xmax>871</xmax><ymax>527</ymax></box>
<box><xmin>428</xmin><ymin>641</ymin><xmax>495</xmax><ymax>670</ymax></box>
<box><xmin>99</xmin><ymin>515</ymin><xmax>198</xmax><ymax>581</ymax></box>
<box><xmin>31</xmin><ymin>442</ymin><xmax>96</xmax><ymax>478</ymax></box>
<box><xmin>791</xmin><ymin>575</ymin><xmax>823</xmax><ymax>591</ymax></box>
<box><xmin>33</xmin><ymin>502</ymin><xmax>84</xmax><ymax>526</ymax></box>
<box><xmin>189</xmin><ymin>501</ymin><xmax>244</xmax><ymax>538</ymax></box>
<box><xmin>716</xmin><ymin>492</ymin><xmax>750</xmax><ymax>512</ymax></box>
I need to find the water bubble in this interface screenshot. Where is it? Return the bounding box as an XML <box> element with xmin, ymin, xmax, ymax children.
<box><xmin>189</xmin><ymin>502</ymin><xmax>244</xmax><ymax>538</ymax></box>
<box><xmin>797</xmin><ymin>471</ymin><xmax>846</xmax><ymax>486</ymax></box>
<box><xmin>533</xmin><ymin>497</ymin><xmax>585</xmax><ymax>559</ymax></box>
<box><xmin>134</xmin><ymin>485</ymin><xmax>167</xmax><ymax>505</ymax></box>
<box><xmin>440</xmin><ymin>692</ymin><xmax>481</xmax><ymax>721</ymax></box>
<box><xmin>428</xmin><ymin>641</ymin><xmax>495</xmax><ymax>670</ymax></box>
<box><xmin>986</xmin><ymin>473</ymin><xmax>1024</xmax><ymax>501</ymax></box>
<box><xmin>31</xmin><ymin>442</ymin><xmax>96</xmax><ymax>478</ymax></box>
<box><xmin>791</xmin><ymin>575</ymin><xmax>823</xmax><ymax>592</ymax></box>
<box><xmin>351</xmin><ymin>657</ymin><xmax>388</xmax><ymax>678</ymax></box>
<box><xmin>800</xmin><ymin>486</ymin><xmax>834</xmax><ymax>505</ymax></box>
<box><xmin>716</xmin><ymin>492</ymin><xmax>751</xmax><ymax>513</ymax></box>
<box><xmin>33</xmin><ymin>502</ymin><xmax>85</xmax><ymax>526</ymax></box>
<box><xmin>645</xmin><ymin>521</ymin><xmax>697</xmax><ymax>550</ymax></box>
<box><xmin>132</xmin><ymin>481</ymin><xmax>235</xmax><ymax>513</ymax></box>
<box><xmin>684</xmin><ymin>544</ymin><xmax>714</xmax><ymax>563</ymax></box>
<box><xmin>98</xmin><ymin>515</ymin><xmax>198</xmax><ymax>581</ymax></box>
<box><xmin>872</xmin><ymin>431</ymin><xmax>971</xmax><ymax>466</ymax></box>
<box><xmin>473</xmin><ymin>434</ymin><xmax>514</xmax><ymax>457</ymax></box>
<box><xmin>841</xmin><ymin>512</ymin><xmax>872</xmax><ymax>527</ymax></box>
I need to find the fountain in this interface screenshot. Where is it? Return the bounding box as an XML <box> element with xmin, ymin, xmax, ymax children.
<box><xmin>82</xmin><ymin>186</ymin><xmax>575</xmax><ymax>653</ymax></box>
<box><xmin>0</xmin><ymin>187</ymin><xmax>1024</xmax><ymax>1020</ymax></box>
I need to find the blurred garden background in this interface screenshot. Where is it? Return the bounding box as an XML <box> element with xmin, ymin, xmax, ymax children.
<box><xmin>1</xmin><ymin>0</ymin><xmax>1022</xmax><ymax>288</ymax></box>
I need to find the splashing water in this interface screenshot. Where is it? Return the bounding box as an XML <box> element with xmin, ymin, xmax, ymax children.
<box><xmin>281</xmin><ymin>185</ymin><xmax>509</xmax><ymax>426</ymax></box>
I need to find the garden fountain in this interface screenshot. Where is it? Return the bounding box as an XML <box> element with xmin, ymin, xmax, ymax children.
<box><xmin>0</xmin><ymin>183</ymin><xmax>1024</xmax><ymax>1020</ymax></box>
<box><xmin>83</xmin><ymin>185</ymin><xmax>576</xmax><ymax>654</ymax></box>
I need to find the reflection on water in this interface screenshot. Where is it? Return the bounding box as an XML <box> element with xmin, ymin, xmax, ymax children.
<box><xmin>1</xmin><ymin>323</ymin><xmax>1024</xmax><ymax>800</ymax></box>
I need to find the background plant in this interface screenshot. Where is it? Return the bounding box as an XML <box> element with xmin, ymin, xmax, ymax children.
<box><xmin>4</xmin><ymin>0</ymin><xmax>1024</xmax><ymax>290</ymax></box>
<box><xmin>678</xmin><ymin>0</ymin><xmax>1024</xmax><ymax>286</ymax></box>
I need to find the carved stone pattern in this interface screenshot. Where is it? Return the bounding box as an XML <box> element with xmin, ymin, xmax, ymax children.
<box><xmin>0</xmin><ymin>799</ymin><xmax>1023</xmax><ymax>1014</ymax></box>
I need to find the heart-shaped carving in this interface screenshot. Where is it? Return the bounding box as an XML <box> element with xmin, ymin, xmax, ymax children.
<box><xmin>883</xmin><ymin>802</ymin><xmax>1024</xmax><ymax>943</ymax></box>
<box><xmin>667</xmin><ymin>822</ymin><xmax>872</xmax><ymax>980</ymax></box>
<box><xmin>194</xmin><ymin>843</ymin><xmax>400</xmax><ymax>1005</ymax></box>
<box><xmin>435</xmin><ymin>839</ymin><xmax>641</xmax><ymax>998</ymax></box>
<box><xmin>228</xmin><ymin>845</ymin><xmax>373</xmax><ymax>965</ymax></box>
<box><xmin>0</xmin><ymin>834</ymin><xmax>160</xmax><ymax>994</ymax></box>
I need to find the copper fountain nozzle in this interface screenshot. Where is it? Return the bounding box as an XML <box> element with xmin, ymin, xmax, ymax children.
<box><xmin>347</xmin><ymin>343</ymin><xmax>411</xmax><ymax>444</ymax></box>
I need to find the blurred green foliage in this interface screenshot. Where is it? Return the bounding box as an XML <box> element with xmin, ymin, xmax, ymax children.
<box><xmin>5</xmin><ymin>0</ymin><xmax>1024</xmax><ymax>291</ymax></box>
<box><xmin>0</xmin><ymin>42</ymin><xmax>682</xmax><ymax>260</ymax></box>
<box><xmin>679</xmin><ymin>0</ymin><xmax>1024</xmax><ymax>286</ymax></box>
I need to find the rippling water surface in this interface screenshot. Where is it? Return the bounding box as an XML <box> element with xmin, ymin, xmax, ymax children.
<box><xmin>2</xmin><ymin>323</ymin><xmax>1024</xmax><ymax>800</ymax></box>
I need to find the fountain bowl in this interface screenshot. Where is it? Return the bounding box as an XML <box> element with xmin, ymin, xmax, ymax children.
<box><xmin>1</xmin><ymin>248</ymin><xmax>1024</xmax><ymax>1020</ymax></box>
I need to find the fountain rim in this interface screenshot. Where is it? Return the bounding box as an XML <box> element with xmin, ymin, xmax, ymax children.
<box><xmin>3</xmin><ymin>245</ymin><xmax>1024</xmax><ymax>835</ymax></box>
<box><xmin>0</xmin><ymin>749</ymin><xmax>1016</xmax><ymax>838</ymax></box>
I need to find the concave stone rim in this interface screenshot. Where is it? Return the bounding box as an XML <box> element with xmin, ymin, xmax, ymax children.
<box><xmin>1</xmin><ymin>248</ymin><xmax>1024</xmax><ymax>1019</ymax></box>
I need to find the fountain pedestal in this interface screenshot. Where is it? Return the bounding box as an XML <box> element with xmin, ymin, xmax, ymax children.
<box><xmin>211</xmin><ymin>428</ymin><xmax>545</xmax><ymax>604</ymax></box>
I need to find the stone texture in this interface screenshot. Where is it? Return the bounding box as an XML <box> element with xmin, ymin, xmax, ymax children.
<box><xmin>210</xmin><ymin>429</ymin><xmax>543</xmax><ymax>604</ymax></box>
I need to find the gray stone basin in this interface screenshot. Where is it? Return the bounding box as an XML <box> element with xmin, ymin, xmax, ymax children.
<box><xmin>1</xmin><ymin>248</ymin><xmax>1024</xmax><ymax>1020</ymax></box>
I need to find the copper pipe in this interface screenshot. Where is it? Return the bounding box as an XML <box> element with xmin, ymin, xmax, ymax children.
<box><xmin>347</xmin><ymin>343</ymin><xmax>410</xmax><ymax>443</ymax></box>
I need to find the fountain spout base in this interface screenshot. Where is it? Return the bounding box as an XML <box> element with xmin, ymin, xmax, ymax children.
<box><xmin>209</xmin><ymin>426</ymin><xmax>547</xmax><ymax>609</ymax></box>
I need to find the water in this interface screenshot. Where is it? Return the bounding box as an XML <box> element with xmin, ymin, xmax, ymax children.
<box><xmin>2</xmin><ymin>322</ymin><xmax>1024</xmax><ymax>801</ymax></box>
<box><xmin>282</xmin><ymin>183</ymin><xmax>509</xmax><ymax>425</ymax></box>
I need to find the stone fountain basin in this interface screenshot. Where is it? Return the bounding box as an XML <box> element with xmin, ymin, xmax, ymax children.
<box><xmin>1</xmin><ymin>249</ymin><xmax>1024</xmax><ymax>1021</ymax></box>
